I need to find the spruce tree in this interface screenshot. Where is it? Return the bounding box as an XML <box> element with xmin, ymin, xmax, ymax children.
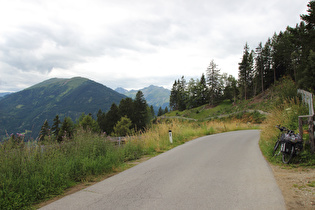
<box><xmin>158</xmin><ymin>106</ymin><xmax>164</xmax><ymax>116</ymax></box>
<box><xmin>119</xmin><ymin>97</ymin><xmax>134</xmax><ymax>120</ymax></box>
<box><xmin>170</xmin><ymin>80</ymin><xmax>179</xmax><ymax>110</ymax></box>
<box><xmin>39</xmin><ymin>120</ymin><xmax>50</xmax><ymax>141</ymax></box>
<box><xmin>58</xmin><ymin>117</ymin><xmax>74</xmax><ymax>141</ymax></box>
<box><xmin>206</xmin><ymin>60</ymin><xmax>221</xmax><ymax>105</ymax></box>
<box><xmin>255</xmin><ymin>42</ymin><xmax>264</xmax><ymax>94</ymax></box>
<box><xmin>105</xmin><ymin>103</ymin><xmax>120</xmax><ymax>135</ymax></box>
<box><xmin>133</xmin><ymin>91</ymin><xmax>149</xmax><ymax>131</ymax></box>
<box><xmin>97</xmin><ymin>109</ymin><xmax>107</xmax><ymax>133</ymax></box>
<box><xmin>177</xmin><ymin>76</ymin><xmax>187</xmax><ymax>111</ymax></box>
<box><xmin>51</xmin><ymin>115</ymin><xmax>61</xmax><ymax>138</ymax></box>
<box><xmin>238</xmin><ymin>43</ymin><xmax>254</xmax><ymax>100</ymax></box>
<box><xmin>199</xmin><ymin>73</ymin><xmax>208</xmax><ymax>105</ymax></box>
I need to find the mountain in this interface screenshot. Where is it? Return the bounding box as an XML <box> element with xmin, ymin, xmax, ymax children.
<box><xmin>0</xmin><ymin>92</ymin><xmax>12</xmax><ymax>100</ymax></box>
<box><xmin>114</xmin><ymin>87</ymin><xmax>128</xmax><ymax>95</ymax></box>
<box><xmin>0</xmin><ymin>77</ymin><xmax>126</xmax><ymax>139</ymax></box>
<box><xmin>115</xmin><ymin>85</ymin><xmax>170</xmax><ymax>110</ymax></box>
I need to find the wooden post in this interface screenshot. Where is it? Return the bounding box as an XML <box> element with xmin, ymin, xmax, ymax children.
<box><xmin>309</xmin><ymin>115</ymin><xmax>315</xmax><ymax>154</ymax></box>
<box><xmin>299</xmin><ymin>116</ymin><xmax>303</xmax><ymax>141</ymax></box>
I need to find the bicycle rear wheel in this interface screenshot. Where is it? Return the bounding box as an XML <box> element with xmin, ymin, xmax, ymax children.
<box><xmin>282</xmin><ymin>145</ymin><xmax>294</xmax><ymax>164</ymax></box>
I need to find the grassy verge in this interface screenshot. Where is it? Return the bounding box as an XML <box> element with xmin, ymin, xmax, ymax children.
<box><xmin>0</xmin><ymin>120</ymin><xmax>258</xmax><ymax>209</ymax></box>
<box><xmin>259</xmin><ymin>98</ymin><xmax>315</xmax><ymax>166</ymax></box>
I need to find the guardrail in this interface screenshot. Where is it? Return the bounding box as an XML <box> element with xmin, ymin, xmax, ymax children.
<box><xmin>106</xmin><ymin>136</ymin><xmax>127</xmax><ymax>146</ymax></box>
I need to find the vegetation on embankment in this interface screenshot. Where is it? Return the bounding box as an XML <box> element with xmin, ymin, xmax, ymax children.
<box><xmin>257</xmin><ymin>79</ymin><xmax>315</xmax><ymax>166</ymax></box>
<box><xmin>0</xmin><ymin>120</ymin><xmax>257</xmax><ymax>209</ymax></box>
<box><xmin>166</xmin><ymin>77</ymin><xmax>315</xmax><ymax>167</ymax></box>
<box><xmin>259</xmin><ymin>97</ymin><xmax>315</xmax><ymax>166</ymax></box>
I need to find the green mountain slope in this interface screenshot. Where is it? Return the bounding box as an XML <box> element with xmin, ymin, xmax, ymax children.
<box><xmin>116</xmin><ymin>85</ymin><xmax>170</xmax><ymax>109</ymax></box>
<box><xmin>0</xmin><ymin>77</ymin><xmax>126</xmax><ymax>139</ymax></box>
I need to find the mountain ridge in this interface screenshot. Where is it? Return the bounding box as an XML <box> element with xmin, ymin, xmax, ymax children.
<box><xmin>0</xmin><ymin>77</ymin><xmax>126</xmax><ymax>139</ymax></box>
<box><xmin>115</xmin><ymin>85</ymin><xmax>170</xmax><ymax>110</ymax></box>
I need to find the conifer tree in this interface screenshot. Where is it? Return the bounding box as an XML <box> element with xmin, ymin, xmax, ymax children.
<box><xmin>262</xmin><ymin>38</ymin><xmax>273</xmax><ymax>89</ymax></box>
<box><xmin>299</xmin><ymin>50</ymin><xmax>315</xmax><ymax>91</ymax></box>
<box><xmin>238</xmin><ymin>43</ymin><xmax>254</xmax><ymax>100</ymax></box>
<box><xmin>186</xmin><ymin>78</ymin><xmax>197</xmax><ymax>109</ymax></box>
<box><xmin>150</xmin><ymin>105</ymin><xmax>155</xmax><ymax>118</ymax></box>
<box><xmin>164</xmin><ymin>106</ymin><xmax>169</xmax><ymax>114</ymax></box>
<box><xmin>105</xmin><ymin>103</ymin><xmax>120</xmax><ymax>135</ymax></box>
<box><xmin>170</xmin><ymin>80</ymin><xmax>179</xmax><ymax>110</ymax></box>
<box><xmin>97</xmin><ymin>109</ymin><xmax>107</xmax><ymax>133</ymax></box>
<box><xmin>58</xmin><ymin>117</ymin><xmax>74</xmax><ymax>141</ymax></box>
<box><xmin>198</xmin><ymin>73</ymin><xmax>208</xmax><ymax>105</ymax></box>
<box><xmin>158</xmin><ymin>106</ymin><xmax>164</xmax><ymax>116</ymax></box>
<box><xmin>51</xmin><ymin>115</ymin><xmax>60</xmax><ymax>138</ymax></box>
<box><xmin>119</xmin><ymin>97</ymin><xmax>134</xmax><ymax>120</ymax></box>
<box><xmin>177</xmin><ymin>76</ymin><xmax>187</xmax><ymax>111</ymax></box>
<box><xmin>255</xmin><ymin>42</ymin><xmax>264</xmax><ymax>94</ymax></box>
<box><xmin>206</xmin><ymin>60</ymin><xmax>221</xmax><ymax>105</ymax></box>
<box><xmin>133</xmin><ymin>91</ymin><xmax>149</xmax><ymax>130</ymax></box>
<box><xmin>39</xmin><ymin>120</ymin><xmax>50</xmax><ymax>141</ymax></box>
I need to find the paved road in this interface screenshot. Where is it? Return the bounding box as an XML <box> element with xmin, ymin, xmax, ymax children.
<box><xmin>41</xmin><ymin>130</ymin><xmax>285</xmax><ymax>210</ymax></box>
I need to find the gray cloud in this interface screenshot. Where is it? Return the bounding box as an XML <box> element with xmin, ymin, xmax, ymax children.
<box><xmin>0</xmin><ymin>0</ymin><xmax>309</xmax><ymax>92</ymax></box>
<box><xmin>0</xmin><ymin>24</ymin><xmax>86</xmax><ymax>73</ymax></box>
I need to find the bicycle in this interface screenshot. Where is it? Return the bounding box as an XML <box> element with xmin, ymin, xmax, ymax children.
<box><xmin>273</xmin><ymin>125</ymin><xmax>303</xmax><ymax>164</ymax></box>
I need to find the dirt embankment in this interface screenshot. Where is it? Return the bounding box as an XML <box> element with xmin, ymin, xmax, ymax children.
<box><xmin>270</xmin><ymin>165</ymin><xmax>315</xmax><ymax>210</ymax></box>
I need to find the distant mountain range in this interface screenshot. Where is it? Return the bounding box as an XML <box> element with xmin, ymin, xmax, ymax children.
<box><xmin>115</xmin><ymin>85</ymin><xmax>170</xmax><ymax>110</ymax></box>
<box><xmin>0</xmin><ymin>77</ymin><xmax>171</xmax><ymax>140</ymax></box>
<box><xmin>0</xmin><ymin>77</ymin><xmax>126</xmax><ymax>139</ymax></box>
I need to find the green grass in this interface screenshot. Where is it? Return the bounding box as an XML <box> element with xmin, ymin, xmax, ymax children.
<box><xmin>165</xmin><ymin>100</ymin><xmax>234</xmax><ymax>119</ymax></box>
<box><xmin>165</xmin><ymin>99</ymin><xmax>267</xmax><ymax>124</ymax></box>
<box><xmin>0</xmin><ymin>120</ymin><xmax>258</xmax><ymax>209</ymax></box>
<box><xmin>0</xmin><ymin>131</ymin><xmax>124</xmax><ymax>209</ymax></box>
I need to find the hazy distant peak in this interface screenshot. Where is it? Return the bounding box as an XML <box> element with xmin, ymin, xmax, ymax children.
<box><xmin>115</xmin><ymin>87</ymin><xmax>128</xmax><ymax>94</ymax></box>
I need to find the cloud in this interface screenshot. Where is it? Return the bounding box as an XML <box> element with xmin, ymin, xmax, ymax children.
<box><xmin>0</xmin><ymin>24</ymin><xmax>85</xmax><ymax>72</ymax></box>
<box><xmin>0</xmin><ymin>0</ymin><xmax>310</xmax><ymax>92</ymax></box>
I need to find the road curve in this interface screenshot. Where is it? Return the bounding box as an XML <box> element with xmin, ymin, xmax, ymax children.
<box><xmin>41</xmin><ymin>130</ymin><xmax>285</xmax><ymax>210</ymax></box>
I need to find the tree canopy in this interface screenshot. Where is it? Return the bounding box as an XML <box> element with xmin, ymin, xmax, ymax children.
<box><xmin>170</xmin><ymin>1</ymin><xmax>315</xmax><ymax>111</ymax></box>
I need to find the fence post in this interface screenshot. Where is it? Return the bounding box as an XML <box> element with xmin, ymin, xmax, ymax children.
<box><xmin>309</xmin><ymin>115</ymin><xmax>315</xmax><ymax>153</ymax></box>
<box><xmin>299</xmin><ymin>116</ymin><xmax>303</xmax><ymax>141</ymax></box>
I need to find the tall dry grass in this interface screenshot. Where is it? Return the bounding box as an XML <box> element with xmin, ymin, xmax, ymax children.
<box><xmin>136</xmin><ymin>119</ymin><xmax>259</xmax><ymax>153</ymax></box>
<box><xmin>259</xmin><ymin>97</ymin><xmax>311</xmax><ymax>162</ymax></box>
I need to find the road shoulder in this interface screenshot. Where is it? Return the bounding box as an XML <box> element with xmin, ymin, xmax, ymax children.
<box><xmin>269</xmin><ymin>164</ymin><xmax>315</xmax><ymax>209</ymax></box>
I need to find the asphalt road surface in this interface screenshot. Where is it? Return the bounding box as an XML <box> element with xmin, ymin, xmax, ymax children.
<box><xmin>41</xmin><ymin>130</ymin><xmax>285</xmax><ymax>210</ymax></box>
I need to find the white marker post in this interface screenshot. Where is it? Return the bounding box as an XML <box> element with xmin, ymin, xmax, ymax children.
<box><xmin>169</xmin><ymin>130</ymin><xmax>173</xmax><ymax>144</ymax></box>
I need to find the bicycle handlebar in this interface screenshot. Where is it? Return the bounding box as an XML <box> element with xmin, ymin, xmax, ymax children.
<box><xmin>275</xmin><ymin>125</ymin><xmax>294</xmax><ymax>134</ymax></box>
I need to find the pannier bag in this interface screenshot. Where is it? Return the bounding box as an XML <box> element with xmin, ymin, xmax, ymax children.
<box><xmin>284</xmin><ymin>133</ymin><xmax>302</xmax><ymax>143</ymax></box>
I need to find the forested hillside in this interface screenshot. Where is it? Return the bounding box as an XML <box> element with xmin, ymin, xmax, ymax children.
<box><xmin>0</xmin><ymin>77</ymin><xmax>126</xmax><ymax>139</ymax></box>
<box><xmin>170</xmin><ymin>1</ymin><xmax>315</xmax><ymax>111</ymax></box>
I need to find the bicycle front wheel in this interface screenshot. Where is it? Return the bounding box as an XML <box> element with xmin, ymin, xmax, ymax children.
<box><xmin>273</xmin><ymin>140</ymin><xmax>280</xmax><ymax>156</ymax></box>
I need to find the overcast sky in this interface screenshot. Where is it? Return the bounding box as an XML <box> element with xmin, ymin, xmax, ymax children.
<box><xmin>0</xmin><ymin>0</ymin><xmax>310</xmax><ymax>92</ymax></box>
